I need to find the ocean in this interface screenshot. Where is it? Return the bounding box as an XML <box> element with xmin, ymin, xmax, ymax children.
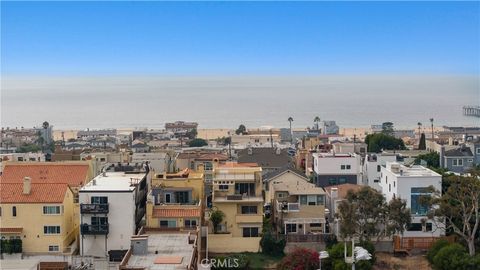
<box><xmin>1</xmin><ymin>75</ymin><xmax>479</xmax><ymax>130</ymax></box>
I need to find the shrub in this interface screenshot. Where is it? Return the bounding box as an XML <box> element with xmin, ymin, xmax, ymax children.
<box><xmin>323</xmin><ymin>234</ymin><xmax>338</xmax><ymax>249</ymax></box>
<box><xmin>277</xmin><ymin>247</ymin><xmax>319</xmax><ymax>270</ymax></box>
<box><xmin>432</xmin><ymin>243</ymin><xmax>469</xmax><ymax>270</ymax></box>
<box><xmin>427</xmin><ymin>239</ymin><xmax>449</xmax><ymax>263</ymax></box>
<box><xmin>260</xmin><ymin>231</ymin><xmax>285</xmax><ymax>256</ymax></box>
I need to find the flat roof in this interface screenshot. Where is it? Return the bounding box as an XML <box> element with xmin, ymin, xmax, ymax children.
<box><xmin>385</xmin><ymin>163</ymin><xmax>441</xmax><ymax>177</ymax></box>
<box><xmin>126</xmin><ymin>233</ymin><xmax>195</xmax><ymax>270</ymax></box>
<box><xmin>80</xmin><ymin>172</ymin><xmax>146</xmax><ymax>192</ymax></box>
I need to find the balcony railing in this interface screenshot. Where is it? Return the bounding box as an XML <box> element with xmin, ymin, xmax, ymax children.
<box><xmin>276</xmin><ymin>201</ymin><xmax>300</xmax><ymax>212</ymax></box>
<box><xmin>80</xmin><ymin>203</ymin><xmax>109</xmax><ymax>214</ymax></box>
<box><xmin>81</xmin><ymin>224</ymin><xmax>109</xmax><ymax>235</ymax></box>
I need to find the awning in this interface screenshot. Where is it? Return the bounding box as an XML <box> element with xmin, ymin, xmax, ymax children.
<box><xmin>0</xmin><ymin>228</ymin><xmax>23</xmax><ymax>234</ymax></box>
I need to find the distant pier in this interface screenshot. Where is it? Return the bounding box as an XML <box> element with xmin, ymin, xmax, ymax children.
<box><xmin>463</xmin><ymin>106</ymin><xmax>480</xmax><ymax>117</ymax></box>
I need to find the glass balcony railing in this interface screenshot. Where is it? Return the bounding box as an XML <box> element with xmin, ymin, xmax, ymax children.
<box><xmin>80</xmin><ymin>203</ymin><xmax>109</xmax><ymax>214</ymax></box>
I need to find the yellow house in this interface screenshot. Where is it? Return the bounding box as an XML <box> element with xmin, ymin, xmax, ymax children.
<box><xmin>146</xmin><ymin>168</ymin><xmax>204</xmax><ymax>230</ymax></box>
<box><xmin>208</xmin><ymin>162</ymin><xmax>263</xmax><ymax>253</ymax></box>
<box><xmin>0</xmin><ymin>177</ymin><xmax>78</xmax><ymax>254</ymax></box>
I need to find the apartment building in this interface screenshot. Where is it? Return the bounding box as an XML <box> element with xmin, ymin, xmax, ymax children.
<box><xmin>265</xmin><ymin>169</ymin><xmax>327</xmax><ymax>237</ymax></box>
<box><xmin>208</xmin><ymin>162</ymin><xmax>263</xmax><ymax>253</ymax></box>
<box><xmin>0</xmin><ymin>177</ymin><xmax>78</xmax><ymax>254</ymax></box>
<box><xmin>78</xmin><ymin>170</ymin><xmax>148</xmax><ymax>259</ymax></box>
<box><xmin>363</xmin><ymin>153</ymin><xmax>398</xmax><ymax>190</ymax></box>
<box><xmin>380</xmin><ymin>162</ymin><xmax>444</xmax><ymax>237</ymax></box>
<box><xmin>146</xmin><ymin>168</ymin><xmax>204</xmax><ymax>231</ymax></box>
<box><xmin>312</xmin><ymin>153</ymin><xmax>362</xmax><ymax>187</ymax></box>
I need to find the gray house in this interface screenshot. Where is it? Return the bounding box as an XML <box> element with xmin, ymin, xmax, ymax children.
<box><xmin>443</xmin><ymin>147</ymin><xmax>474</xmax><ymax>174</ymax></box>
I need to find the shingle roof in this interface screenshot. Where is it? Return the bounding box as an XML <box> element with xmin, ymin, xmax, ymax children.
<box><xmin>238</xmin><ymin>148</ymin><xmax>292</xmax><ymax>168</ymax></box>
<box><xmin>263</xmin><ymin>166</ymin><xmax>307</xmax><ymax>182</ymax></box>
<box><xmin>444</xmin><ymin>147</ymin><xmax>474</xmax><ymax>157</ymax></box>
<box><xmin>1</xmin><ymin>163</ymin><xmax>89</xmax><ymax>187</ymax></box>
<box><xmin>152</xmin><ymin>208</ymin><xmax>201</xmax><ymax>218</ymax></box>
<box><xmin>0</xmin><ymin>183</ymin><xmax>69</xmax><ymax>203</ymax></box>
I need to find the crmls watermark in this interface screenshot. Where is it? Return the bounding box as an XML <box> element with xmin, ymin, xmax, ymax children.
<box><xmin>200</xmin><ymin>258</ymin><xmax>240</xmax><ymax>268</ymax></box>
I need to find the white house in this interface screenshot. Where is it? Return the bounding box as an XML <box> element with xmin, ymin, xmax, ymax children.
<box><xmin>312</xmin><ymin>153</ymin><xmax>362</xmax><ymax>187</ymax></box>
<box><xmin>380</xmin><ymin>162</ymin><xmax>444</xmax><ymax>237</ymax></box>
<box><xmin>362</xmin><ymin>153</ymin><xmax>397</xmax><ymax>190</ymax></box>
<box><xmin>79</xmin><ymin>171</ymin><xmax>148</xmax><ymax>258</ymax></box>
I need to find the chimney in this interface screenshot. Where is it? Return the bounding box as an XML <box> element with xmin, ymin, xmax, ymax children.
<box><xmin>23</xmin><ymin>177</ymin><xmax>31</xmax><ymax>195</ymax></box>
<box><xmin>275</xmin><ymin>147</ymin><xmax>281</xmax><ymax>155</ymax></box>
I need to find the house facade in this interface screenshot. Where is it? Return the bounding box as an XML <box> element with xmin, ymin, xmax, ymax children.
<box><xmin>208</xmin><ymin>162</ymin><xmax>263</xmax><ymax>253</ymax></box>
<box><xmin>145</xmin><ymin>168</ymin><xmax>204</xmax><ymax>231</ymax></box>
<box><xmin>312</xmin><ymin>153</ymin><xmax>362</xmax><ymax>187</ymax></box>
<box><xmin>380</xmin><ymin>162</ymin><xmax>444</xmax><ymax>237</ymax></box>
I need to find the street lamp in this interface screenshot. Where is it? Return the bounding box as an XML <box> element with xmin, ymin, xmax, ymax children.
<box><xmin>318</xmin><ymin>251</ymin><xmax>329</xmax><ymax>270</ymax></box>
<box><xmin>344</xmin><ymin>239</ymin><xmax>372</xmax><ymax>270</ymax></box>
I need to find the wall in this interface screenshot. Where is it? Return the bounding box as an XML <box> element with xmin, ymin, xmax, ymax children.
<box><xmin>208</xmin><ymin>233</ymin><xmax>261</xmax><ymax>253</ymax></box>
<box><xmin>79</xmin><ymin>191</ymin><xmax>136</xmax><ymax>256</ymax></box>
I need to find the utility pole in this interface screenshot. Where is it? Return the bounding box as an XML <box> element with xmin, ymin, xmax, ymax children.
<box><xmin>430</xmin><ymin>118</ymin><xmax>434</xmax><ymax>141</ymax></box>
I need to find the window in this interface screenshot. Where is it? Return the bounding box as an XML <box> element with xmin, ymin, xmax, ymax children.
<box><xmin>17</xmin><ymin>157</ymin><xmax>24</xmax><ymax>161</ymax></box>
<box><xmin>190</xmin><ymin>161</ymin><xmax>195</xmax><ymax>169</ymax></box>
<box><xmin>184</xmin><ymin>219</ymin><xmax>197</xmax><ymax>228</ymax></box>
<box><xmin>452</xmin><ymin>159</ymin><xmax>463</xmax><ymax>166</ymax></box>
<box><xmin>377</xmin><ymin>165</ymin><xmax>381</xmax><ymax>172</ymax></box>
<box><xmin>0</xmin><ymin>207</ymin><xmax>2</xmax><ymax>216</ymax></box>
<box><xmin>476</xmin><ymin>148</ymin><xmax>480</xmax><ymax>155</ymax></box>
<box><xmin>411</xmin><ymin>187</ymin><xmax>430</xmax><ymax>215</ymax></box>
<box><xmin>339</xmin><ymin>178</ymin><xmax>346</xmax><ymax>184</ymax></box>
<box><xmin>286</xmin><ymin>224</ymin><xmax>297</xmax><ymax>233</ymax></box>
<box><xmin>242</xmin><ymin>227</ymin><xmax>259</xmax><ymax>237</ymax></box>
<box><xmin>346</xmin><ymin>165</ymin><xmax>351</xmax><ymax>170</ymax></box>
<box><xmin>394</xmin><ymin>181</ymin><xmax>396</xmax><ymax>188</ymax></box>
<box><xmin>43</xmin><ymin>206</ymin><xmax>61</xmax><ymax>215</ymax></box>
<box><xmin>385</xmin><ymin>176</ymin><xmax>388</xmax><ymax>184</ymax></box>
<box><xmin>310</xmin><ymin>223</ymin><xmax>322</xmax><ymax>228</ymax></box>
<box><xmin>219</xmin><ymin>185</ymin><xmax>229</xmax><ymax>191</ymax></box>
<box><xmin>468</xmin><ymin>159</ymin><xmax>473</xmax><ymax>163</ymax></box>
<box><xmin>12</xmin><ymin>206</ymin><xmax>16</xmax><ymax>217</ymax></box>
<box><xmin>407</xmin><ymin>223</ymin><xmax>422</xmax><ymax>231</ymax></box>
<box><xmin>425</xmin><ymin>223</ymin><xmax>433</xmax><ymax>232</ymax></box>
<box><xmin>389</xmin><ymin>184</ymin><xmax>391</xmax><ymax>192</ymax></box>
<box><xmin>235</xmin><ymin>183</ymin><xmax>255</xmax><ymax>196</ymax></box>
<box><xmin>91</xmin><ymin>216</ymin><xmax>108</xmax><ymax>225</ymax></box>
<box><xmin>241</xmin><ymin>206</ymin><xmax>258</xmax><ymax>214</ymax></box>
<box><xmin>91</xmin><ymin>196</ymin><xmax>108</xmax><ymax>204</ymax></box>
<box><xmin>328</xmin><ymin>178</ymin><xmax>337</xmax><ymax>185</ymax></box>
<box><xmin>48</xmin><ymin>245</ymin><xmax>59</xmax><ymax>252</ymax></box>
<box><xmin>317</xmin><ymin>195</ymin><xmax>325</xmax><ymax>205</ymax></box>
<box><xmin>175</xmin><ymin>191</ymin><xmax>189</xmax><ymax>204</ymax></box>
<box><xmin>100</xmin><ymin>158</ymin><xmax>106</xmax><ymax>162</ymax></box>
<box><xmin>44</xmin><ymin>226</ymin><xmax>61</xmax><ymax>234</ymax></box>
<box><xmin>160</xmin><ymin>220</ymin><xmax>177</xmax><ymax>228</ymax></box>
<box><xmin>340</xmin><ymin>165</ymin><xmax>346</xmax><ymax>170</ymax></box>
<box><xmin>204</xmin><ymin>162</ymin><xmax>213</xmax><ymax>171</ymax></box>
<box><xmin>165</xmin><ymin>193</ymin><xmax>172</xmax><ymax>203</ymax></box>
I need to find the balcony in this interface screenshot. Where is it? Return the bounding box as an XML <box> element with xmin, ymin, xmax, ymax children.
<box><xmin>81</xmin><ymin>224</ymin><xmax>109</xmax><ymax>235</ymax></box>
<box><xmin>276</xmin><ymin>201</ymin><xmax>300</xmax><ymax>213</ymax></box>
<box><xmin>80</xmin><ymin>203</ymin><xmax>109</xmax><ymax>214</ymax></box>
<box><xmin>213</xmin><ymin>193</ymin><xmax>263</xmax><ymax>203</ymax></box>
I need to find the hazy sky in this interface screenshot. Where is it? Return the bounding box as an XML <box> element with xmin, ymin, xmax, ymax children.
<box><xmin>1</xmin><ymin>1</ymin><xmax>479</xmax><ymax>76</ymax></box>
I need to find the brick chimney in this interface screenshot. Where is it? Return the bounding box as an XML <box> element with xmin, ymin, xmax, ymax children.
<box><xmin>23</xmin><ymin>176</ymin><xmax>31</xmax><ymax>195</ymax></box>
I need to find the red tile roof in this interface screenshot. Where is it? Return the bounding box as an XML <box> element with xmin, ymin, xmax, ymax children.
<box><xmin>152</xmin><ymin>208</ymin><xmax>201</xmax><ymax>218</ymax></box>
<box><xmin>0</xmin><ymin>228</ymin><xmax>23</xmax><ymax>233</ymax></box>
<box><xmin>0</xmin><ymin>183</ymin><xmax>69</xmax><ymax>203</ymax></box>
<box><xmin>1</xmin><ymin>163</ymin><xmax>89</xmax><ymax>187</ymax></box>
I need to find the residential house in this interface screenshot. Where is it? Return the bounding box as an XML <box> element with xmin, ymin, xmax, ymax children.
<box><xmin>265</xmin><ymin>169</ymin><xmax>327</xmax><ymax>240</ymax></box>
<box><xmin>0</xmin><ymin>178</ymin><xmax>78</xmax><ymax>254</ymax></box>
<box><xmin>324</xmin><ymin>184</ymin><xmax>363</xmax><ymax>237</ymax></box>
<box><xmin>380</xmin><ymin>163</ymin><xmax>444</xmax><ymax>237</ymax></box>
<box><xmin>312</xmin><ymin>153</ymin><xmax>362</xmax><ymax>187</ymax></box>
<box><xmin>442</xmin><ymin>146</ymin><xmax>475</xmax><ymax>174</ymax></box>
<box><xmin>331</xmin><ymin>142</ymin><xmax>368</xmax><ymax>156</ymax></box>
<box><xmin>131</xmin><ymin>140</ymin><xmax>150</xmax><ymax>153</ymax></box>
<box><xmin>78</xmin><ymin>170</ymin><xmax>148</xmax><ymax>259</ymax></box>
<box><xmin>145</xmin><ymin>168</ymin><xmax>204</xmax><ymax>231</ymax></box>
<box><xmin>362</xmin><ymin>153</ymin><xmax>398</xmax><ymax>190</ymax></box>
<box><xmin>208</xmin><ymin>162</ymin><xmax>263</xmax><ymax>253</ymax></box>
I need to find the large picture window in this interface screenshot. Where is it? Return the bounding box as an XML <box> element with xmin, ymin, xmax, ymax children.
<box><xmin>242</xmin><ymin>227</ymin><xmax>259</xmax><ymax>237</ymax></box>
<box><xmin>411</xmin><ymin>187</ymin><xmax>430</xmax><ymax>215</ymax></box>
<box><xmin>241</xmin><ymin>205</ymin><xmax>257</xmax><ymax>214</ymax></box>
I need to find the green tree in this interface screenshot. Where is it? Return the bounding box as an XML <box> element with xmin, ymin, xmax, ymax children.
<box><xmin>426</xmin><ymin>176</ymin><xmax>480</xmax><ymax>256</ymax></box>
<box><xmin>314</xmin><ymin>116</ymin><xmax>321</xmax><ymax>130</ymax></box>
<box><xmin>288</xmin><ymin>117</ymin><xmax>294</xmax><ymax>142</ymax></box>
<box><xmin>364</xmin><ymin>133</ymin><xmax>406</xmax><ymax>153</ymax></box>
<box><xmin>418</xmin><ymin>133</ymin><xmax>426</xmax><ymax>150</ymax></box>
<box><xmin>185</xmin><ymin>128</ymin><xmax>198</xmax><ymax>140</ymax></box>
<box><xmin>209</xmin><ymin>209</ymin><xmax>225</xmax><ymax>234</ymax></box>
<box><xmin>235</xmin><ymin>124</ymin><xmax>247</xmax><ymax>135</ymax></box>
<box><xmin>381</xmin><ymin>122</ymin><xmax>394</xmax><ymax>136</ymax></box>
<box><xmin>432</xmin><ymin>243</ymin><xmax>471</xmax><ymax>270</ymax></box>
<box><xmin>414</xmin><ymin>151</ymin><xmax>440</xmax><ymax>168</ymax></box>
<box><xmin>427</xmin><ymin>239</ymin><xmax>450</xmax><ymax>263</ymax></box>
<box><xmin>187</xmin><ymin>138</ymin><xmax>208</xmax><ymax>147</ymax></box>
<box><xmin>17</xmin><ymin>143</ymin><xmax>42</xmax><ymax>153</ymax></box>
<box><xmin>337</xmin><ymin>186</ymin><xmax>411</xmax><ymax>241</ymax></box>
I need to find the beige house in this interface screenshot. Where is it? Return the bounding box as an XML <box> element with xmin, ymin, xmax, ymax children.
<box><xmin>265</xmin><ymin>169</ymin><xmax>327</xmax><ymax>237</ymax></box>
<box><xmin>208</xmin><ymin>162</ymin><xmax>263</xmax><ymax>253</ymax></box>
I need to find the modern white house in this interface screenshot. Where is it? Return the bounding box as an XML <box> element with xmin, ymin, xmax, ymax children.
<box><xmin>79</xmin><ymin>170</ymin><xmax>148</xmax><ymax>260</ymax></box>
<box><xmin>380</xmin><ymin>162</ymin><xmax>444</xmax><ymax>237</ymax></box>
<box><xmin>362</xmin><ymin>153</ymin><xmax>397</xmax><ymax>190</ymax></box>
<box><xmin>312</xmin><ymin>152</ymin><xmax>362</xmax><ymax>187</ymax></box>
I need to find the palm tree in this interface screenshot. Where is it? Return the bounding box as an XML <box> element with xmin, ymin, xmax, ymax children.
<box><xmin>314</xmin><ymin>116</ymin><xmax>321</xmax><ymax>131</ymax></box>
<box><xmin>288</xmin><ymin>117</ymin><xmax>294</xmax><ymax>142</ymax></box>
<box><xmin>429</xmin><ymin>118</ymin><xmax>434</xmax><ymax>141</ymax></box>
<box><xmin>417</xmin><ymin>122</ymin><xmax>422</xmax><ymax>138</ymax></box>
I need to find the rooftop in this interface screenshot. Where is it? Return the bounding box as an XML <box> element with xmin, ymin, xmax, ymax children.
<box><xmin>384</xmin><ymin>162</ymin><xmax>441</xmax><ymax>177</ymax></box>
<box><xmin>444</xmin><ymin>146</ymin><xmax>474</xmax><ymax>157</ymax></box>
<box><xmin>217</xmin><ymin>162</ymin><xmax>259</xmax><ymax>168</ymax></box>
<box><xmin>80</xmin><ymin>172</ymin><xmax>146</xmax><ymax>192</ymax></box>
<box><xmin>237</xmin><ymin>147</ymin><xmax>292</xmax><ymax>168</ymax></box>
<box><xmin>324</xmin><ymin>183</ymin><xmax>363</xmax><ymax>199</ymax></box>
<box><xmin>312</xmin><ymin>153</ymin><xmax>356</xmax><ymax>158</ymax></box>
<box><xmin>0</xmin><ymin>183</ymin><xmax>69</xmax><ymax>203</ymax></box>
<box><xmin>125</xmin><ymin>232</ymin><xmax>196</xmax><ymax>270</ymax></box>
<box><xmin>1</xmin><ymin>162</ymin><xmax>90</xmax><ymax>187</ymax></box>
